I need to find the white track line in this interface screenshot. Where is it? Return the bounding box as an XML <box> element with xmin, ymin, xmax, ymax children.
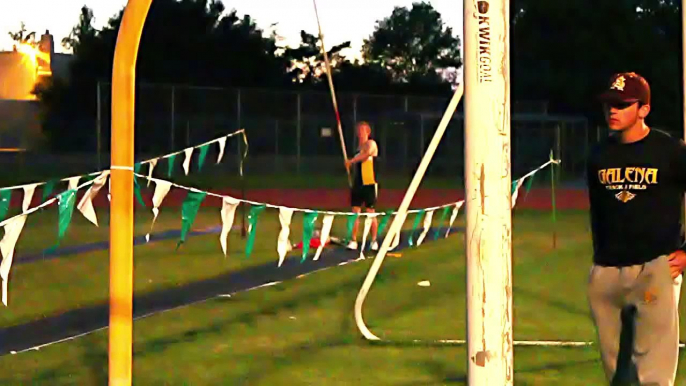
<box><xmin>398</xmin><ymin>339</ymin><xmax>686</xmax><ymax>348</ymax></box>
<box><xmin>10</xmin><ymin>254</ymin><xmax>369</xmax><ymax>355</ymax></box>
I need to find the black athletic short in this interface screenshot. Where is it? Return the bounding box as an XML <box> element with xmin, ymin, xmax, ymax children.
<box><xmin>350</xmin><ymin>184</ymin><xmax>378</xmax><ymax>208</ymax></box>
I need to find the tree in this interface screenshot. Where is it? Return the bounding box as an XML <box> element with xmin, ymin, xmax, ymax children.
<box><xmin>282</xmin><ymin>30</ymin><xmax>351</xmax><ymax>85</ymax></box>
<box><xmin>332</xmin><ymin>60</ymin><xmax>393</xmax><ymax>93</ymax></box>
<box><xmin>8</xmin><ymin>22</ymin><xmax>36</xmax><ymax>46</ymax></box>
<box><xmin>37</xmin><ymin>0</ymin><xmax>293</xmax><ymax>152</ymax></box>
<box><xmin>510</xmin><ymin>0</ymin><xmax>681</xmax><ymax>131</ymax></box>
<box><xmin>362</xmin><ymin>2</ymin><xmax>461</xmax><ymax>85</ymax></box>
<box><xmin>61</xmin><ymin>6</ymin><xmax>97</xmax><ymax>54</ymax></box>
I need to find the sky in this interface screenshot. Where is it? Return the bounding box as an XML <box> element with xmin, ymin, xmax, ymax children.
<box><xmin>0</xmin><ymin>0</ymin><xmax>463</xmax><ymax>59</ymax></box>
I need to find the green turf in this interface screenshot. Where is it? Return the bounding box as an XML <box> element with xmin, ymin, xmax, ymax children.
<box><xmin>0</xmin><ymin>203</ymin><xmax>427</xmax><ymax>328</ymax></box>
<box><xmin>4</xmin><ymin>209</ymin><xmax>686</xmax><ymax>384</ymax></box>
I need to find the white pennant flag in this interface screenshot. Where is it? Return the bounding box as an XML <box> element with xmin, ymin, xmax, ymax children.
<box><xmin>313</xmin><ymin>214</ymin><xmax>335</xmax><ymax>261</ymax></box>
<box><xmin>359</xmin><ymin>215</ymin><xmax>374</xmax><ymax>260</ymax></box>
<box><xmin>0</xmin><ymin>214</ymin><xmax>27</xmax><ymax>306</ymax></box>
<box><xmin>182</xmin><ymin>148</ymin><xmax>194</xmax><ymax>176</ymax></box>
<box><xmin>77</xmin><ymin>172</ymin><xmax>109</xmax><ymax>226</ymax></box>
<box><xmin>217</xmin><ymin>137</ymin><xmax>227</xmax><ymax>164</ymax></box>
<box><xmin>277</xmin><ymin>208</ymin><xmax>295</xmax><ymax>267</ymax></box>
<box><xmin>220</xmin><ymin>197</ymin><xmax>240</xmax><ymax>256</ymax></box>
<box><xmin>147</xmin><ymin>159</ymin><xmax>158</xmax><ymax>187</ymax></box>
<box><xmin>145</xmin><ymin>180</ymin><xmax>173</xmax><ymax>242</ymax></box>
<box><xmin>511</xmin><ymin>178</ymin><xmax>527</xmax><ymax>208</ymax></box>
<box><xmin>446</xmin><ymin>202</ymin><xmax>464</xmax><ymax>238</ymax></box>
<box><xmin>22</xmin><ymin>183</ymin><xmax>39</xmax><ymax>212</ymax></box>
<box><xmin>66</xmin><ymin>176</ymin><xmax>81</xmax><ymax>191</ymax></box>
<box><xmin>416</xmin><ymin>210</ymin><xmax>435</xmax><ymax>246</ymax></box>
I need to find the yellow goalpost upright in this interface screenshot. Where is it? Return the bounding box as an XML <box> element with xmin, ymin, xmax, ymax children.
<box><xmin>109</xmin><ymin>0</ymin><xmax>153</xmax><ymax>385</ymax></box>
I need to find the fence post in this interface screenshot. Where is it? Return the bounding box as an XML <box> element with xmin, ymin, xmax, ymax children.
<box><xmin>403</xmin><ymin>126</ymin><xmax>409</xmax><ymax>172</ymax></box>
<box><xmin>420</xmin><ymin>114</ymin><xmax>425</xmax><ymax>153</ymax></box>
<box><xmin>237</xmin><ymin>88</ymin><xmax>242</xmax><ymax>130</ymax></box>
<box><xmin>170</xmin><ymin>86</ymin><xmax>175</xmax><ymax>152</ymax></box>
<box><xmin>352</xmin><ymin>95</ymin><xmax>358</xmax><ymax>152</ymax></box>
<box><xmin>96</xmin><ymin>81</ymin><xmax>102</xmax><ymax>169</ymax></box>
<box><xmin>275</xmin><ymin>119</ymin><xmax>279</xmax><ymax>171</ymax></box>
<box><xmin>353</xmin><ymin>94</ymin><xmax>358</xmax><ymax>124</ymax></box>
<box><xmin>583</xmin><ymin>121</ymin><xmax>589</xmax><ymax>178</ymax></box>
<box><xmin>556</xmin><ymin>123</ymin><xmax>562</xmax><ymax>183</ymax></box>
<box><xmin>297</xmin><ymin>92</ymin><xmax>301</xmax><ymax>174</ymax></box>
<box><xmin>186</xmin><ymin>120</ymin><xmax>190</xmax><ymax>147</ymax></box>
<box><xmin>382</xmin><ymin>121</ymin><xmax>388</xmax><ymax>172</ymax></box>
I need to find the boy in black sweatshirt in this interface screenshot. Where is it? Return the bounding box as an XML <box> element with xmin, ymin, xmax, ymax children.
<box><xmin>587</xmin><ymin>72</ymin><xmax>686</xmax><ymax>385</ymax></box>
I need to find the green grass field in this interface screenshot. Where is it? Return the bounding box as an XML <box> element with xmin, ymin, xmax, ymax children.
<box><xmin>1</xmin><ymin>208</ymin><xmax>685</xmax><ymax>384</ymax></box>
<box><xmin>0</xmin><ymin>203</ymin><xmax>421</xmax><ymax>328</ymax></box>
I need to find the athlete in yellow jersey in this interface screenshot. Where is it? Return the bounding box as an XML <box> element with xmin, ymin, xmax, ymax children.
<box><xmin>345</xmin><ymin>121</ymin><xmax>379</xmax><ymax>251</ymax></box>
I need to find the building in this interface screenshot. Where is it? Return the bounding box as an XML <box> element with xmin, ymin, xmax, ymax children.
<box><xmin>0</xmin><ymin>31</ymin><xmax>73</xmax><ymax>150</ymax></box>
<box><xmin>0</xmin><ymin>30</ymin><xmax>73</xmax><ymax>100</ymax></box>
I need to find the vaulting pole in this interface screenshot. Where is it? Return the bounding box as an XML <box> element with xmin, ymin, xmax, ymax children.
<box><xmin>312</xmin><ymin>0</ymin><xmax>352</xmax><ymax>186</ymax></box>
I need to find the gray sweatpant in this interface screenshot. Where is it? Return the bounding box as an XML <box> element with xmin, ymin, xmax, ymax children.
<box><xmin>587</xmin><ymin>255</ymin><xmax>680</xmax><ymax>386</ymax></box>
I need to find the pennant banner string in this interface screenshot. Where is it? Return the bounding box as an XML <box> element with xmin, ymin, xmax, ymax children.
<box><xmin>0</xmin><ymin>129</ymin><xmax>247</xmax><ymax>193</ymax></box>
<box><xmin>137</xmin><ymin>172</ymin><xmax>463</xmax><ymax>217</ymax></box>
<box><xmin>0</xmin><ymin>178</ymin><xmax>97</xmax><ymax>229</ymax></box>
<box><xmin>131</xmin><ymin>159</ymin><xmax>560</xmax><ymax>219</ymax></box>
<box><xmin>0</xmin><ymin>157</ymin><xmax>558</xmax><ymax>246</ymax></box>
<box><xmin>140</xmin><ymin>129</ymin><xmax>246</xmax><ymax>168</ymax></box>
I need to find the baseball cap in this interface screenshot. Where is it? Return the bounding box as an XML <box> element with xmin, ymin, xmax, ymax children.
<box><xmin>598</xmin><ymin>72</ymin><xmax>651</xmax><ymax>105</ymax></box>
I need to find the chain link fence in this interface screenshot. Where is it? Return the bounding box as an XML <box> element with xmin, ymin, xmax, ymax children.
<box><xmin>91</xmin><ymin>82</ymin><xmax>592</xmax><ymax>184</ymax></box>
<box><xmin>0</xmin><ymin>83</ymin><xmax>593</xmax><ymax>185</ymax></box>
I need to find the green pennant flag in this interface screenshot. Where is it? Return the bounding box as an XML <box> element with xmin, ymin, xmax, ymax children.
<box><xmin>511</xmin><ymin>180</ymin><xmax>519</xmax><ymax>195</ymax></box>
<box><xmin>133</xmin><ymin>162</ymin><xmax>146</xmax><ymax>208</ymax></box>
<box><xmin>376</xmin><ymin>211</ymin><xmax>393</xmax><ymax>237</ymax></box>
<box><xmin>345</xmin><ymin>213</ymin><xmax>359</xmax><ymax>242</ymax></box>
<box><xmin>523</xmin><ymin>173</ymin><xmax>536</xmax><ymax>202</ymax></box>
<box><xmin>434</xmin><ymin>206</ymin><xmax>453</xmax><ymax>240</ymax></box>
<box><xmin>197</xmin><ymin>144</ymin><xmax>210</xmax><ymax>172</ymax></box>
<box><xmin>301</xmin><ymin>212</ymin><xmax>318</xmax><ymax>263</ymax></box>
<box><xmin>56</xmin><ymin>189</ymin><xmax>77</xmax><ymax>246</ymax></box>
<box><xmin>167</xmin><ymin>154</ymin><xmax>177</xmax><ymax>178</ymax></box>
<box><xmin>408</xmin><ymin>210</ymin><xmax>425</xmax><ymax>247</ymax></box>
<box><xmin>42</xmin><ymin>180</ymin><xmax>56</xmax><ymax>203</ymax></box>
<box><xmin>0</xmin><ymin>189</ymin><xmax>11</xmax><ymax>221</ymax></box>
<box><xmin>177</xmin><ymin>190</ymin><xmax>207</xmax><ymax>248</ymax></box>
<box><xmin>245</xmin><ymin>204</ymin><xmax>266</xmax><ymax>258</ymax></box>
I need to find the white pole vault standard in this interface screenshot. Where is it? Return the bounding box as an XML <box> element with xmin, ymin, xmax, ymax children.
<box><xmin>464</xmin><ymin>0</ymin><xmax>513</xmax><ymax>384</ymax></box>
<box><xmin>683</xmin><ymin>3</ymin><xmax>686</xmax><ymax>241</ymax></box>
<box><xmin>312</xmin><ymin>0</ymin><xmax>352</xmax><ymax>187</ymax></box>
<box><xmin>354</xmin><ymin>83</ymin><xmax>464</xmax><ymax>341</ymax></box>
<box><xmin>680</xmin><ymin>2</ymin><xmax>685</xmax><ymax>303</ymax></box>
